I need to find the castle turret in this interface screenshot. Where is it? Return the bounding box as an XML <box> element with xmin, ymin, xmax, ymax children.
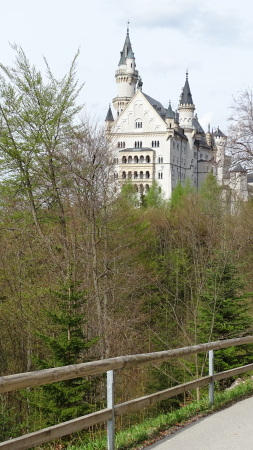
<box><xmin>165</xmin><ymin>101</ymin><xmax>175</xmax><ymax>130</ymax></box>
<box><xmin>178</xmin><ymin>71</ymin><xmax>195</xmax><ymax>130</ymax></box>
<box><xmin>105</xmin><ymin>104</ymin><xmax>114</xmax><ymax>132</ymax></box>
<box><xmin>112</xmin><ymin>27</ymin><xmax>139</xmax><ymax>117</ymax></box>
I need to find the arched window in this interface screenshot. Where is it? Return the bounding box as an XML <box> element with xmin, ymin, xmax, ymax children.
<box><xmin>139</xmin><ymin>184</ymin><xmax>144</xmax><ymax>194</ymax></box>
<box><xmin>158</xmin><ymin>171</ymin><xmax>163</xmax><ymax>179</ymax></box>
<box><xmin>128</xmin><ymin>171</ymin><xmax>132</xmax><ymax>179</ymax></box>
<box><xmin>146</xmin><ymin>155</ymin><xmax>150</xmax><ymax>163</ymax></box>
<box><xmin>122</xmin><ymin>156</ymin><xmax>127</xmax><ymax>164</ymax></box>
<box><xmin>135</xmin><ymin>120</ymin><xmax>142</xmax><ymax>128</ymax></box>
<box><xmin>122</xmin><ymin>171</ymin><xmax>126</xmax><ymax>179</ymax></box>
<box><xmin>146</xmin><ymin>171</ymin><xmax>150</xmax><ymax>179</ymax></box>
<box><xmin>128</xmin><ymin>156</ymin><xmax>132</xmax><ymax>163</ymax></box>
<box><xmin>158</xmin><ymin>156</ymin><xmax>163</xmax><ymax>164</ymax></box>
<box><xmin>134</xmin><ymin>171</ymin><xmax>138</xmax><ymax>179</ymax></box>
<box><xmin>135</xmin><ymin>185</ymin><xmax>138</xmax><ymax>192</ymax></box>
<box><xmin>140</xmin><ymin>171</ymin><xmax>144</xmax><ymax>179</ymax></box>
<box><xmin>145</xmin><ymin>184</ymin><xmax>150</xmax><ymax>193</ymax></box>
<box><xmin>140</xmin><ymin>155</ymin><xmax>144</xmax><ymax>163</ymax></box>
<box><xmin>134</xmin><ymin>155</ymin><xmax>139</xmax><ymax>163</ymax></box>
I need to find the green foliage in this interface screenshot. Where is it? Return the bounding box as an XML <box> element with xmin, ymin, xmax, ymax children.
<box><xmin>141</xmin><ymin>181</ymin><xmax>165</xmax><ymax>208</ymax></box>
<box><xmin>198</xmin><ymin>261</ymin><xmax>253</xmax><ymax>375</ymax></box>
<box><xmin>32</xmin><ymin>283</ymin><xmax>97</xmax><ymax>425</ymax></box>
<box><xmin>169</xmin><ymin>180</ymin><xmax>194</xmax><ymax>209</ymax></box>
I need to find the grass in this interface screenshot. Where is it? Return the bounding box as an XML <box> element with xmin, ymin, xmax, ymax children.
<box><xmin>67</xmin><ymin>379</ymin><xmax>253</xmax><ymax>449</ymax></box>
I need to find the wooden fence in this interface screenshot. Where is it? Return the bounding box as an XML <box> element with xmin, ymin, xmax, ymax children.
<box><xmin>1</xmin><ymin>336</ymin><xmax>253</xmax><ymax>450</ymax></box>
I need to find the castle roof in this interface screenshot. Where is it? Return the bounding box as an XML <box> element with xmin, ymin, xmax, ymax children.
<box><xmin>143</xmin><ymin>93</ymin><xmax>167</xmax><ymax>118</ymax></box>
<box><xmin>213</xmin><ymin>127</ymin><xmax>226</xmax><ymax>138</ymax></box>
<box><xmin>230</xmin><ymin>163</ymin><xmax>247</xmax><ymax>173</ymax></box>
<box><xmin>166</xmin><ymin>101</ymin><xmax>174</xmax><ymax>119</ymax></box>
<box><xmin>105</xmin><ymin>104</ymin><xmax>114</xmax><ymax>122</ymax></box>
<box><xmin>119</xmin><ymin>28</ymin><xmax>135</xmax><ymax>65</ymax></box>
<box><xmin>192</xmin><ymin>114</ymin><xmax>204</xmax><ymax>133</ymax></box>
<box><xmin>179</xmin><ymin>72</ymin><xmax>194</xmax><ymax>105</ymax></box>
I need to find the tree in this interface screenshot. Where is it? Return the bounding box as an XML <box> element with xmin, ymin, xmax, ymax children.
<box><xmin>31</xmin><ymin>283</ymin><xmax>96</xmax><ymax>426</ymax></box>
<box><xmin>141</xmin><ymin>181</ymin><xmax>165</xmax><ymax>208</ymax></box>
<box><xmin>228</xmin><ymin>89</ymin><xmax>253</xmax><ymax>169</ymax></box>
<box><xmin>0</xmin><ymin>45</ymin><xmax>83</xmax><ymax>249</ymax></box>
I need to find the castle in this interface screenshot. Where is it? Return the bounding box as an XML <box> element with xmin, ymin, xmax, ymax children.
<box><xmin>105</xmin><ymin>27</ymin><xmax>251</xmax><ymax>203</ymax></box>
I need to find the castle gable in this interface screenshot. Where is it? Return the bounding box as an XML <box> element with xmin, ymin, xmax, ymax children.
<box><xmin>112</xmin><ymin>90</ymin><xmax>167</xmax><ymax>134</ymax></box>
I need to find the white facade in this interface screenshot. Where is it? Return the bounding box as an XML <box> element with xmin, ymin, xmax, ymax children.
<box><xmin>106</xmin><ymin>29</ymin><xmax>251</xmax><ymax>202</ymax></box>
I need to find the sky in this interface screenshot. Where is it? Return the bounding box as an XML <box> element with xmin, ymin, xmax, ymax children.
<box><xmin>1</xmin><ymin>0</ymin><xmax>253</xmax><ymax>134</ymax></box>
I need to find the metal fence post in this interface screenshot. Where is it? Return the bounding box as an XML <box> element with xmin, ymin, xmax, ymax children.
<box><xmin>209</xmin><ymin>350</ymin><xmax>214</xmax><ymax>405</ymax></box>
<box><xmin>107</xmin><ymin>370</ymin><xmax>115</xmax><ymax>450</ymax></box>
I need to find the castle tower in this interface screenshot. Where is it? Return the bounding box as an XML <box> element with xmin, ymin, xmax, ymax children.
<box><xmin>112</xmin><ymin>26</ymin><xmax>139</xmax><ymax>117</ymax></box>
<box><xmin>213</xmin><ymin>127</ymin><xmax>227</xmax><ymax>185</ymax></box>
<box><xmin>105</xmin><ymin>104</ymin><xmax>114</xmax><ymax>132</ymax></box>
<box><xmin>178</xmin><ymin>72</ymin><xmax>195</xmax><ymax>130</ymax></box>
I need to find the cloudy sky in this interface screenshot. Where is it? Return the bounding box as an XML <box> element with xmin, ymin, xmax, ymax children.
<box><xmin>1</xmin><ymin>0</ymin><xmax>252</xmax><ymax>133</ymax></box>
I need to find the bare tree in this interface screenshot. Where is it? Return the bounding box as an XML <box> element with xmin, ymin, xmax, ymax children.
<box><xmin>228</xmin><ymin>89</ymin><xmax>253</xmax><ymax>169</ymax></box>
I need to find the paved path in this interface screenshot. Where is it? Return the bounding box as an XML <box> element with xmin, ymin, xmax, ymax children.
<box><xmin>147</xmin><ymin>396</ymin><xmax>253</xmax><ymax>449</ymax></box>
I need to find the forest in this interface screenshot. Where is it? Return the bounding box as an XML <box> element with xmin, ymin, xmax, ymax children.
<box><xmin>1</xmin><ymin>47</ymin><xmax>253</xmax><ymax>445</ymax></box>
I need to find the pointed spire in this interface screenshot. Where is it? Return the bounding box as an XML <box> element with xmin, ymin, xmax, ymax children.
<box><xmin>105</xmin><ymin>104</ymin><xmax>114</xmax><ymax>122</ymax></box>
<box><xmin>179</xmin><ymin>71</ymin><xmax>194</xmax><ymax>105</ymax></box>
<box><xmin>118</xmin><ymin>25</ymin><xmax>135</xmax><ymax>65</ymax></box>
<box><xmin>166</xmin><ymin>101</ymin><xmax>174</xmax><ymax>119</ymax></box>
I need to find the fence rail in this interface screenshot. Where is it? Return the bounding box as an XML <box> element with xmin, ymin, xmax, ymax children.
<box><xmin>1</xmin><ymin>336</ymin><xmax>253</xmax><ymax>450</ymax></box>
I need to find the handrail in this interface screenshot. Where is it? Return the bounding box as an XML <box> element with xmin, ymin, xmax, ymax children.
<box><xmin>1</xmin><ymin>336</ymin><xmax>253</xmax><ymax>449</ymax></box>
<box><xmin>1</xmin><ymin>336</ymin><xmax>252</xmax><ymax>394</ymax></box>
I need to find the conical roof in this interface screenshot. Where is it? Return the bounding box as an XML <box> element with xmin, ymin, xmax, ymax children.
<box><xmin>179</xmin><ymin>72</ymin><xmax>194</xmax><ymax>105</ymax></box>
<box><xmin>230</xmin><ymin>163</ymin><xmax>247</xmax><ymax>173</ymax></box>
<box><xmin>166</xmin><ymin>101</ymin><xmax>174</xmax><ymax>119</ymax></box>
<box><xmin>118</xmin><ymin>28</ymin><xmax>135</xmax><ymax>65</ymax></box>
<box><xmin>105</xmin><ymin>105</ymin><xmax>114</xmax><ymax>122</ymax></box>
<box><xmin>213</xmin><ymin>127</ymin><xmax>226</xmax><ymax>138</ymax></box>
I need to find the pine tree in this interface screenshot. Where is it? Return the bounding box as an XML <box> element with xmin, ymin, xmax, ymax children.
<box><xmin>33</xmin><ymin>283</ymin><xmax>97</xmax><ymax>425</ymax></box>
<box><xmin>198</xmin><ymin>261</ymin><xmax>253</xmax><ymax>379</ymax></box>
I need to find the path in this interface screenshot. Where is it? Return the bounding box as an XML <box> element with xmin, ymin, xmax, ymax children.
<box><xmin>147</xmin><ymin>396</ymin><xmax>253</xmax><ymax>449</ymax></box>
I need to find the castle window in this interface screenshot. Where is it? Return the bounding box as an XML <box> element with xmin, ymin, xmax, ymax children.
<box><xmin>140</xmin><ymin>155</ymin><xmax>144</xmax><ymax>163</ymax></box>
<box><xmin>122</xmin><ymin>156</ymin><xmax>127</xmax><ymax>164</ymax></box>
<box><xmin>140</xmin><ymin>171</ymin><xmax>144</xmax><ymax>179</ymax></box>
<box><xmin>152</xmin><ymin>141</ymin><xmax>160</xmax><ymax>148</ymax></box>
<box><xmin>145</xmin><ymin>184</ymin><xmax>150</xmax><ymax>193</ymax></box>
<box><xmin>128</xmin><ymin>156</ymin><xmax>132</xmax><ymax>163</ymax></box>
<box><xmin>158</xmin><ymin>156</ymin><xmax>163</xmax><ymax>164</ymax></box>
<box><xmin>128</xmin><ymin>171</ymin><xmax>132</xmax><ymax>179</ymax></box>
<box><xmin>134</xmin><ymin>155</ymin><xmax>139</xmax><ymax>163</ymax></box>
<box><xmin>146</xmin><ymin>171</ymin><xmax>150</xmax><ymax>179</ymax></box>
<box><xmin>135</xmin><ymin>120</ymin><xmax>142</xmax><ymax>128</ymax></box>
<box><xmin>139</xmin><ymin>184</ymin><xmax>144</xmax><ymax>194</ymax></box>
<box><xmin>122</xmin><ymin>171</ymin><xmax>126</xmax><ymax>179</ymax></box>
<box><xmin>134</xmin><ymin>171</ymin><xmax>138</xmax><ymax>179</ymax></box>
<box><xmin>146</xmin><ymin>155</ymin><xmax>150</xmax><ymax>163</ymax></box>
<box><xmin>114</xmin><ymin>173</ymin><xmax>118</xmax><ymax>179</ymax></box>
<box><xmin>134</xmin><ymin>141</ymin><xmax>142</xmax><ymax>148</ymax></box>
<box><xmin>158</xmin><ymin>171</ymin><xmax>163</xmax><ymax>179</ymax></box>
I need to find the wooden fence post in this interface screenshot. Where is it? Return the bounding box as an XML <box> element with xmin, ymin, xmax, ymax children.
<box><xmin>107</xmin><ymin>370</ymin><xmax>115</xmax><ymax>450</ymax></box>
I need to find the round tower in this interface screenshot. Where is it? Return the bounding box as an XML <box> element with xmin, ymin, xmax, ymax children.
<box><xmin>112</xmin><ymin>27</ymin><xmax>139</xmax><ymax>117</ymax></box>
<box><xmin>178</xmin><ymin>71</ymin><xmax>195</xmax><ymax>130</ymax></box>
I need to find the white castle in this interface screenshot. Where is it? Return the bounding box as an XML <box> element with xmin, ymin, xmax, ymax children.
<box><xmin>105</xmin><ymin>28</ymin><xmax>251</xmax><ymax>203</ymax></box>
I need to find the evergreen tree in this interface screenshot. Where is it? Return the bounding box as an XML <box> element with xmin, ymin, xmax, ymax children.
<box><xmin>33</xmin><ymin>283</ymin><xmax>97</xmax><ymax>425</ymax></box>
<box><xmin>198</xmin><ymin>260</ymin><xmax>253</xmax><ymax>378</ymax></box>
